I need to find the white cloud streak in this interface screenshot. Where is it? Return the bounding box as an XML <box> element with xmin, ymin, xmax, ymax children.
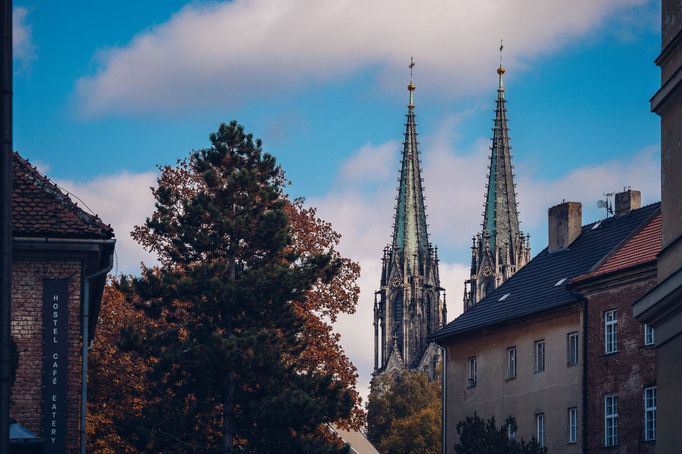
<box><xmin>13</xmin><ymin>7</ymin><xmax>35</xmax><ymax>68</ymax></box>
<box><xmin>76</xmin><ymin>0</ymin><xmax>645</xmax><ymax>116</ymax></box>
<box><xmin>57</xmin><ymin>171</ymin><xmax>159</xmax><ymax>276</ymax></box>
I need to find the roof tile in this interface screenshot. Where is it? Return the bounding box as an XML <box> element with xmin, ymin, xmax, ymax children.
<box><xmin>433</xmin><ymin>202</ymin><xmax>660</xmax><ymax>340</ymax></box>
<box><xmin>11</xmin><ymin>152</ymin><xmax>114</xmax><ymax>239</ymax></box>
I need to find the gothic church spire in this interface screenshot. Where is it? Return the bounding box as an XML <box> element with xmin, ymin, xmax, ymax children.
<box><xmin>391</xmin><ymin>61</ymin><xmax>429</xmax><ymax>274</ymax></box>
<box><xmin>464</xmin><ymin>51</ymin><xmax>531</xmax><ymax>311</ymax></box>
<box><xmin>374</xmin><ymin>60</ymin><xmax>445</xmax><ymax>379</ymax></box>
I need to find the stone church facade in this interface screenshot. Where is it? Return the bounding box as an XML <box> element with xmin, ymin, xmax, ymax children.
<box><xmin>373</xmin><ymin>77</ymin><xmax>446</xmax><ymax>380</ymax></box>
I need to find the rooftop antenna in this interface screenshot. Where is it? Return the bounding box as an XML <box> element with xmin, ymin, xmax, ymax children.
<box><xmin>596</xmin><ymin>192</ymin><xmax>615</xmax><ymax>217</ymax></box>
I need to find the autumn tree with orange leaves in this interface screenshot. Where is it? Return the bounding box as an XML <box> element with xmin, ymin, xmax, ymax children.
<box><xmin>87</xmin><ymin>121</ymin><xmax>363</xmax><ymax>453</ymax></box>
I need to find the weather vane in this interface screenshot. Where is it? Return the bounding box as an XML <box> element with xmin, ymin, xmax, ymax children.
<box><xmin>409</xmin><ymin>57</ymin><xmax>415</xmax><ymax>80</ymax></box>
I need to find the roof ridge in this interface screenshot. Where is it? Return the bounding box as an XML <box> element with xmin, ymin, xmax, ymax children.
<box><xmin>580</xmin><ymin>204</ymin><xmax>661</xmax><ymax>277</ymax></box>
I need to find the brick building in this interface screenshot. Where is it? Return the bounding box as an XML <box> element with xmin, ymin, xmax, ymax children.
<box><xmin>9</xmin><ymin>152</ymin><xmax>115</xmax><ymax>453</ymax></box>
<box><xmin>572</xmin><ymin>195</ymin><xmax>660</xmax><ymax>453</ymax></box>
<box><xmin>433</xmin><ymin>193</ymin><xmax>660</xmax><ymax>453</ymax></box>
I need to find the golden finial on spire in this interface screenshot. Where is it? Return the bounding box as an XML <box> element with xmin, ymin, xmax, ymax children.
<box><xmin>497</xmin><ymin>40</ymin><xmax>505</xmax><ymax>91</ymax></box>
<box><xmin>408</xmin><ymin>57</ymin><xmax>416</xmax><ymax>106</ymax></box>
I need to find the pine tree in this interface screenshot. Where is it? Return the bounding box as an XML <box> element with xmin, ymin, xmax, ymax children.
<box><xmin>117</xmin><ymin>121</ymin><xmax>352</xmax><ymax>453</ymax></box>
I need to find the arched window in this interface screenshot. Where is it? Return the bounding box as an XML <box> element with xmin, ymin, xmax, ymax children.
<box><xmin>426</xmin><ymin>294</ymin><xmax>433</xmax><ymax>335</ymax></box>
<box><xmin>393</xmin><ymin>291</ymin><xmax>403</xmax><ymax>352</ymax></box>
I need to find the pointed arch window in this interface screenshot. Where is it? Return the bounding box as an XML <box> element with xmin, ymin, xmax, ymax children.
<box><xmin>393</xmin><ymin>291</ymin><xmax>404</xmax><ymax>352</ymax></box>
<box><xmin>426</xmin><ymin>294</ymin><xmax>433</xmax><ymax>336</ymax></box>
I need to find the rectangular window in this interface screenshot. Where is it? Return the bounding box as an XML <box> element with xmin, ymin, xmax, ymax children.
<box><xmin>604</xmin><ymin>394</ymin><xmax>618</xmax><ymax>447</ymax></box>
<box><xmin>644</xmin><ymin>324</ymin><xmax>655</xmax><ymax>346</ymax></box>
<box><xmin>644</xmin><ymin>386</ymin><xmax>656</xmax><ymax>441</ymax></box>
<box><xmin>536</xmin><ymin>413</ymin><xmax>545</xmax><ymax>448</ymax></box>
<box><xmin>568</xmin><ymin>407</ymin><xmax>577</xmax><ymax>444</ymax></box>
<box><xmin>506</xmin><ymin>347</ymin><xmax>517</xmax><ymax>379</ymax></box>
<box><xmin>535</xmin><ymin>340</ymin><xmax>545</xmax><ymax>373</ymax></box>
<box><xmin>467</xmin><ymin>356</ymin><xmax>477</xmax><ymax>388</ymax></box>
<box><xmin>605</xmin><ymin>310</ymin><xmax>618</xmax><ymax>354</ymax></box>
<box><xmin>567</xmin><ymin>332</ymin><xmax>578</xmax><ymax>366</ymax></box>
<box><xmin>507</xmin><ymin>422</ymin><xmax>516</xmax><ymax>441</ymax></box>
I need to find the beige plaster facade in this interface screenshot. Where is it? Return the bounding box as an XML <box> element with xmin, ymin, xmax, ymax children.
<box><xmin>442</xmin><ymin>305</ymin><xmax>582</xmax><ymax>453</ymax></box>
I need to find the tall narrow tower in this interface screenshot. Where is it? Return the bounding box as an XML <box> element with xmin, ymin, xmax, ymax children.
<box><xmin>374</xmin><ymin>62</ymin><xmax>445</xmax><ymax>379</ymax></box>
<box><xmin>463</xmin><ymin>58</ymin><xmax>531</xmax><ymax>311</ymax></box>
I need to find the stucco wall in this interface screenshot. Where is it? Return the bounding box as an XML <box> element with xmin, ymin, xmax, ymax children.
<box><xmin>443</xmin><ymin>306</ymin><xmax>582</xmax><ymax>453</ymax></box>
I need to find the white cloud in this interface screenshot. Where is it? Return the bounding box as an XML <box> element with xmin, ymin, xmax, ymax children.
<box><xmin>13</xmin><ymin>7</ymin><xmax>35</xmax><ymax>67</ymax></box>
<box><xmin>57</xmin><ymin>171</ymin><xmax>159</xmax><ymax>275</ymax></box>
<box><xmin>76</xmin><ymin>0</ymin><xmax>645</xmax><ymax>116</ymax></box>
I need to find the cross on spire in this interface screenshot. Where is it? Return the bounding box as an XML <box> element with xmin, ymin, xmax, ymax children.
<box><xmin>499</xmin><ymin>39</ymin><xmax>504</xmax><ymax>65</ymax></box>
<box><xmin>409</xmin><ymin>57</ymin><xmax>415</xmax><ymax>81</ymax></box>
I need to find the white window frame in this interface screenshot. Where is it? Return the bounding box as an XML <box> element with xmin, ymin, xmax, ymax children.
<box><xmin>568</xmin><ymin>407</ymin><xmax>577</xmax><ymax>444</ymax></box>
<box><xmin>535</xmin><ymin>340</ymin><xmax>545</xmax><ymax>373</ymax></box>
<box><xmin>507</xmin><ymin>423</ymin><xmax>516</xmax><ymax>441</ymax></box>
<box><xmin>506</xmin><ymin>347</ymin><xmax>517</xmax><ymax>379</ymax></box>
<box><xmin>605</xmin><ymin>310</ymin><xmax>618</xmax><ymax>354</ymax></box>
<box><xmin>536</xmin><ymin>413</ymin><xmax>545</xmax><ymax>448</ymax></box>
<box><xmin>644</xmin><ymin>323</ymin><xmax>655</xmax><ymax>346</ymax></box>
<box><xmin>604</xmin><ymin>394</ymin><xmax>618</xmax><ymax>447</ymax></box>
<box><xmin>567</xmin><ymin>332</ymin><xmax>578</xmax><ymax>366</ymax></box>
<box><xmin>644</xmin><ymin>386</ymin><xmax>656</xmax><ymax>441</ymax></box>
<box><xmin>467</xmin><ymin>356</ymin><xmax>477</xmax><ymax>388</ymax></box>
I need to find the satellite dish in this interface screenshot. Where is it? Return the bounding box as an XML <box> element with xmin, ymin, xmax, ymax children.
<box><xmin>597</xmin><ymin>200</ymin><xmax>606</xmax><ymax>208</ymax></box>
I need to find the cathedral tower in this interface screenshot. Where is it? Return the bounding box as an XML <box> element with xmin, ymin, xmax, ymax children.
<box><xmin>463</xmin><ymin>60</ymin><xmax>531</xmax><ymax>311</ymax></box>
<box><xmin>373</xmin><ymin>63</ymin><xmax>446</xmax><ymax>379</ymax></box>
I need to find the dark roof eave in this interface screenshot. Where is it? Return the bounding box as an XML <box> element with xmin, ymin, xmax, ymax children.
<box><xmin>432</xmin><ymin>298</ymin><xmax>582</xmax><ymax>344</ymax></box>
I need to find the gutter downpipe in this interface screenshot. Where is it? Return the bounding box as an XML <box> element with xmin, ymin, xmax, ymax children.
<box><xmin>434</xmin><ymin>342</ymin><xmax>447</xmax><ymax>454</ymax></box>
<box><xmin>79</xmin><ymin>252</ymin><xmax>113</xmax><ymax>454</ymax></box>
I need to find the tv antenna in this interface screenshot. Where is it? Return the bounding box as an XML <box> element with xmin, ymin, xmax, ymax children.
<box><xmin>596</xmin><ymin>192</ymin><xmax>615</xmax><ymax>217</ymax></box>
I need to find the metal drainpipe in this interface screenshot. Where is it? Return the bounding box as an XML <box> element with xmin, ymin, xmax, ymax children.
<box><xmin>80</xmin><ymin>254</ymin><xmax>113</xmax><ymax>454</ymax></box>
<box><xmin>434</xmin><ymin>342</ymin><xmax>447</xmax><ymax>454</ymax></box>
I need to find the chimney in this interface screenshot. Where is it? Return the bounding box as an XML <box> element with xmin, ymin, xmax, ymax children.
<box><xmin>548</xmin><ymin>202</ymin><xmax>582</xmax><ymax>253</ymax></box>
<box><xmin>614</xmin><ymin>189</ymin><xmax>641</xmax><ymax>217</ymax></box>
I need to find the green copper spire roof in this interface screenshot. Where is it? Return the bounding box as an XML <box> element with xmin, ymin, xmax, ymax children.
<box><xmin>482</xmin><ymin>62</ymin><xmax>521</xmax><ymax>256</ymax></box>
<box><xmin>391</xmin><ymin>73</ymin><xmax>429</xmax><ymax>273</ymax></box>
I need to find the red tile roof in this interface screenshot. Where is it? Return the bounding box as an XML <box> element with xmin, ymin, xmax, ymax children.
<box><xmin>12</xmin><ymin>152</ymin><xmax>114</xmax><ymax>239</ymax></box>
<box><xmin>574</xmin><ymin>210</ymin><xmax>661</xmax><ymax>282</ymax></box>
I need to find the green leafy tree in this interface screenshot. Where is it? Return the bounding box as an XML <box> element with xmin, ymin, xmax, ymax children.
<box><xmin>455</xmin><ymin>414</ymin><xmax>547</xmax><ymax>454</ymax></box>
<box><xmin>116</xmin><ymin>121</ymin><xmax>353</xmax><ymax>453</ymax></box>
<box><xmin>367</xmin><ymin>370</ymin><xmax>441</xmax><ymax>454</ymax></box>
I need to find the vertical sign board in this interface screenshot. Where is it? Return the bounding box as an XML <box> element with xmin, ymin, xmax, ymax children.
<box><xmin>41</xmin><ymin>279</ymin><xmax>69</xmax><ymax>453</ymax></box>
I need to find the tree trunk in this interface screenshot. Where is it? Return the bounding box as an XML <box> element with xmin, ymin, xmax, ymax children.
<box><xmin>222</xmin><ymin>371</ymin><xmax>235</xmax><ymax>454</ymax></box>
<box><xmin>222</xmin><ymin>252</ymin><xmax>237</xmax><ymax>453</ymax></box>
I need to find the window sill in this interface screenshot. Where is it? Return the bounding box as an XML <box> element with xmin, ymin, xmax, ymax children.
<box><xmin>505</xmin><ymin>376</ymin><xmax>516</xmax><ymax>382</ymax></box>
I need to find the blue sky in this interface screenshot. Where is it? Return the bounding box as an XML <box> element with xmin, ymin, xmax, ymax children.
<box><xmin>12</xmin><ymin>0</ymin><xmax>663</xmax><ymax>397</ymax></box>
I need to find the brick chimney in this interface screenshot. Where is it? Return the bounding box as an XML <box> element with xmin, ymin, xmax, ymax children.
<box><xmin>614</xmin><ymin>189</ymin><xmax>641</xmax><ymax>217</ymax></box>
<box><xmin>548</xmin><ymin>202</ymin><xmax>582</xmax><ymax>253</ymax></box>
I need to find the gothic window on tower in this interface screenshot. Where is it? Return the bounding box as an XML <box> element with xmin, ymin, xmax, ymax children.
<box><xmin>393</xmin><ymin>291</ymin><xmax>403</xmax><ymax>351</ymax></box>
<box><xmin>426</xmin><ymin>294</ymin><xmax>432</xmax><ymax>336</ymax></box>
